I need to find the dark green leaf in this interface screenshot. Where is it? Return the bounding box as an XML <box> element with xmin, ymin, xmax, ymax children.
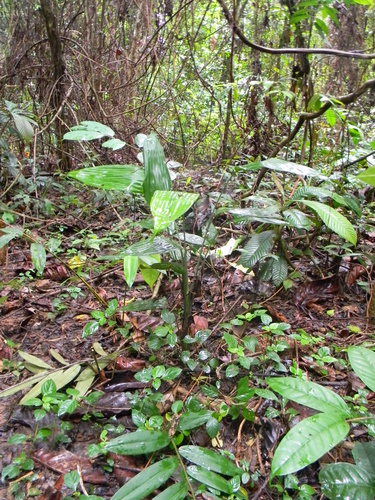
<box><xmin>348</xmin><ymin>346</ymin><xmax>375</xmax><ymax>392</ymax></box>
<box><xmin>153</xmin><ymin>482</ymin><xmax>188</xmax><ymax>500</ymax></box>
<box><xmin>111</xmin><ymin>457</ymin><xmax>179</xmax><ymax>500</ymax></box>
<box><xmin>104</xmin><ymin>430</ymin><xmax>170</xmax><ymax>455</ymax></box>
<box><xmin>319</xmin><ymin>463</ymin><xmax>375</xmax><ymax>500</ymax></box>
<box><xmin>178</xmin><ymin>410</ymin><xmax>212</xmax><ymax>431</ymax></box>
<box><xmin>187</xmin><ymin>465</ymin><xmax>231</xmax><ymax>494</ymax></box>
<box><xmin>179</xmin><ymin>446</ymin><xmax>243</xmax><ymax>476</ymax></box>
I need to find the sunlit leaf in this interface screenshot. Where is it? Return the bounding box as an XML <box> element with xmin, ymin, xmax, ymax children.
<box><xmin>151</xmin><ymin>190</ymin><xmax>199</xmax><ymax>235</ymax></box>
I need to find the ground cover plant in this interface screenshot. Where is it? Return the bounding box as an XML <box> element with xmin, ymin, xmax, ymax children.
<box><xmin>1</xmin><ymin>0</ymin><xmax>375</xmax><ymax>499</ymax></box>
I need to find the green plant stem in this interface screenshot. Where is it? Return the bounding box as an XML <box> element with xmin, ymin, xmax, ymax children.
<box><xmin>171</xmin><ymin>438</ymin><xmax>196</xmax><ymax>500</ymax></box>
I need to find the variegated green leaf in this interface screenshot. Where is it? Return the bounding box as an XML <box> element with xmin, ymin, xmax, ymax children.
<box><xmin>151</xmin><ymin>190</ymin><xmax>199</xmax><ymax>235</ymax></box>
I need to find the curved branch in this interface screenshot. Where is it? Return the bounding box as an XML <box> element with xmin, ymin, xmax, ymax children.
<box><xmin>251</xmin><ymin>77</ymin><xmax>375</xmax><ymax>192</ymax></box>
<box><xmin>217</xmin><ymin>0</ymin><xmax>375</xmax><ymax>60</ymax></box>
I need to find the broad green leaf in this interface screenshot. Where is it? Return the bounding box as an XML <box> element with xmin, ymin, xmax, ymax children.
<box><xmin>271</xmin><ymin>254</ymin><xmax>288</xmax><ymax>287</ymax></box>
<box><xmin>298</xmin><ymin>200</ymin><xmax>357</xmax><ymax>245</ymax></box>
<box><xmin>267</xmin><ymin>377</ymin><xmax>350</xmax><ymax>415</ymax></box>
<box><xmin>319</xmin><ymin>463</ymin><xmax>375</xmax><ymax>500</ymax></box>
<box><xmin>352</xmin><ymin>442</ymin><xmax>375</xmax><ymax>473</ymax></box>
<box><xmin>143</xmin><ymin>133</ymin><xmax>172</xmax><ymax>204</ymax></box>
<box><xmin>19</xmin><ymin>365</ymin><xmax>82</xmax><ymax>404</ymax></box>
<box><xmin>151</xmin><ymin>190</ymin><xmax>199</xmax><ymax>235</ymax></box>
<box><xmin>68</xmin><ymin>165</ymin><xmax>144</xmax><ymax>193</ymax></box>
<box><xmin>64</xmin><ymin>121</ymin><xmax>114</xmax><ymax>141</ymax></box>
<box><xmin>179</xmin><ymin>446</ymin><xmax>243</xmax><ymax>476</ymax></box>
<box><xmin>239</xmin><ymin>230</ymin><xmax>275</xmax><ymax>270</ymax></box>
<box><xmin>283</xmin><ymin>209</ymin><xmax>311</xmax><ymax>230</ymax></box>
<box><xmin>357</xmin><ymin>166</ymin><xmax>375</xmax><ymax>187</ymax></box>
<box><xmin>186</xmin><ymin>465</ymin><xmax>232</xmax><ymax>494</ymax></box>
<box><xmin>123</xmin><ymin>236</ymin><xmax>181</xmax><ymax>256</ymax></box>
<box><xmin>178</xmin><ymin>410</ymin><xmax>213</xmax><ymax>431</ymax></box>
<box><xmin>111</xmin><ymin>457</ymin><xmax>179</xmax><ymax>500</ymax></box>
<box><xmin>290</xmin><ymin>186</ymin><xmax>349</xmax><ymax>208</ymax></box>
<box><xmin>30</xmin><ymin>242</ymin><xmax>46</xmax><ymax>274</ymax></box>
<box><xmin>123</xmin><ymin>256</ymin><xmax>139</xmax><ymax>288</ymax></box>
<box><xmin>140</xmin><ymin>267</ymin><xmax>160</xmax><ymax>288</ymax></box>
<box><xmin>262</xmin><ymin>158</ymin><xmax>326</xmax><ymax>179</ymax></box>
<box><xmin>348</xmin><ymin>346</ymin><xmax>375</xmax><ymax>392</ymax></box>
<box><xmin>104</xmin><ymin>430</ymin><xmax>170</xmax><ymax>455</ymax></box>
<box><xmin>271</xmin><ymin>413</ymin><xmax>349</xmax><ymax>478</ymax></box>
<box><xmin>226</xmin><ymin>207</ymin><xmax>284</xmax><ymax>225</ymax></box>
<box><xmin>153</xmin><ymin>481</ymin><xmax>188</xmax><ymax>500</ymax></box>
<box><xmin>18</xmin><ymin>351</ymin><xmax>52</xmax><ymax>370</ymax></box>
<box><xmin>102</xmin><ymin>139</ymin><xmax>126</xmax><ymax>150</ymax></box>
<box><xmin>150</xmin><ymin>261</ymin><xmax>185</xmax><ymax>274</ymax></box>
<box><xmin>325</xmin><ymin>108</ymin><xmax>336</xmax><ymax>127</ymax></box>
<box><xmin>122</xmin><ymin>297</ymin><xmax>168</xmax><ymax>312</ymax></box>
<box><xmin>315</xmin><ymin>18</ymin><xmax>329</xmax><ymax>35</ymax></box>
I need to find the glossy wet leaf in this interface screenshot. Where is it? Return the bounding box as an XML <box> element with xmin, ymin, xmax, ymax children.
<box><xmin>179</xmin><ymin>446</ymin><xmax>242</xmax><ymax>476</ymax></box>
<box><xmin>352</xmin><ymin>442</ymin><xmax>375</xmax><ymax>473</ymax></box>
<box><xmin>262</xmin><ymin>158</ymin><xmax>326</xmax><ymax>179</ymax></box>
<box><xmin>104</xmin><ymin>430</ymin><xmax>170</xmax><ymax>455</ymax></box>
<box><xmin>186</xmin><ymin>465</ymin><xmax>232</xmax><ymax>494</ymax></box>
<box><xmin>240</xmin><ymin>230</ymin><xmax>275</xmax><ymax>270</ymax></box>
<box><xmin>178</xmin><ymin>410</ymin><xmax>213</xmax><ymax>431</ymax></box>
<box><xmin>267</xmin><ymin>377</ymin><xmax>350</xmax><ymax>415</ymax></box>
<box><xmin>111</xmin><ymin>456</ymin><xmax>179</xmax><ymax>500</ymax></box>
<box><xmin>319</xmin><ymin>463</ymin><xmax>375</xmax><ymax>500</ymax></box>
<box><xmin>271</xmin><ymin>412</ymin><xmax>349</xmax><ymax>478</ymax></box>
<box><xmin>348</xmin><ymin>346</ymin><xmax>375</xmax><ymax>392</ymax></box>
<box><xmin>123</xmin><ymin>236</ymin><xmax>180</xmax><ymax>256</ymax></box>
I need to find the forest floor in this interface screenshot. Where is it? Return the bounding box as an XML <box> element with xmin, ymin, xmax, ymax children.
<box><xmin>0</xmin><ymin>169</ymin><xmax>373</xmax><ymax>500</ymax></box>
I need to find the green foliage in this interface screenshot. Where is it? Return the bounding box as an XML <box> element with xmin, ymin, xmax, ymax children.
<box><xmin>143</xmin><ymin>132</ymin><xmax>172</xmax><ymax>204</ymax></box>
<box><xmin>267</xmin><ymin>346</ymin><xmax>375</xmax><ymax>484</ymax></box>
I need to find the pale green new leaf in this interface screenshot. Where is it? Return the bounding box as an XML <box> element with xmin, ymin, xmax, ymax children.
<box><xmin>186</xmin><ymin>465</ymin><xmax>231</xmax><ymax>494</ymax></box>
<box><xmin>267</xmin><ymin>377</ymin><xmax>350</xmax><ymax>415</ymax></box>
<box><xmin>319</xmin><ymin>463</ymin><xmax>375</xmax><ymax>500</ymax></box>
<box><xmin>68</xmin><ymin>165</ymin><xmax>144</xmax><ymax>193</ymax></box>
<box><xmin>143</xmin><ymin>133</ymin><xmax>172</xmax><ymax>204</ymax></box>
<box><xmin>348</xmin><ymin>346</ymin><xmax>375</xmax><ymax>392</ymax></box>
<box><xmin>179</xmin><ymin>446</ymin><xmax>242</xmax><ymax>476</ymax></box>
<box><xmin>151</xmin><ymin>190</ymin><xmax>199</xmax><ymax>235</ymax></box>
<box><xmin>123</xmin><ymin>256</ymin><xmax>139</xmax><ymax>288</ymax></box>
<box><xmin>298</xmin><ymin>200</ymin><xmax>357</xmax><ymax>245</ymax></box>
<box><xmin>240</xmin><ymin>230</ymin><xmax>275</xmax><ymax>270</ymax></box>
<box><xmin>64</xmin><ymin>121</ymin><xmax>114</xmax><ymax>141</ymax></box>
<box><xmin>19</xmin><ymin>365</ymin><xmax>81</xmax><ymax>404</ymax></box>
<box><xmin>104</xmin><ymin>430</ymin><xmax>170</xmax><ymax>455</ymax></box>
<box><xmin>111</xmin><ymin>457</ymin><xmax>179</xmax><ymax>500</ymax></box>
<box><xmin>271</xmin><ymin>413</ymin><xmax>349</xmax><ymax>478</ymax></box>
<box><xmin>30</xmin><ymin>242</ymin><xmax>46</xmax><ymax>274</ymax></box>
<box><xmin>102</xmin><ymin>138</ymin><xmax>126</xmax><ymax>150</ymax></box>
<box><xmin>357</xmin><ymin>166</ymin><xmax>375</xmax><ymax>187</ymax></box>
<box><xmin>262</xmin><ymin>158</ymin><xmax>326</xmax><ymax>179</ymax></box>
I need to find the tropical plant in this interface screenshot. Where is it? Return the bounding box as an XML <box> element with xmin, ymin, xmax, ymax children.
<box><xmin>267</xmin><ymin>346</ymin><xmax>375</xmax><ymax>490</ymax></box>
